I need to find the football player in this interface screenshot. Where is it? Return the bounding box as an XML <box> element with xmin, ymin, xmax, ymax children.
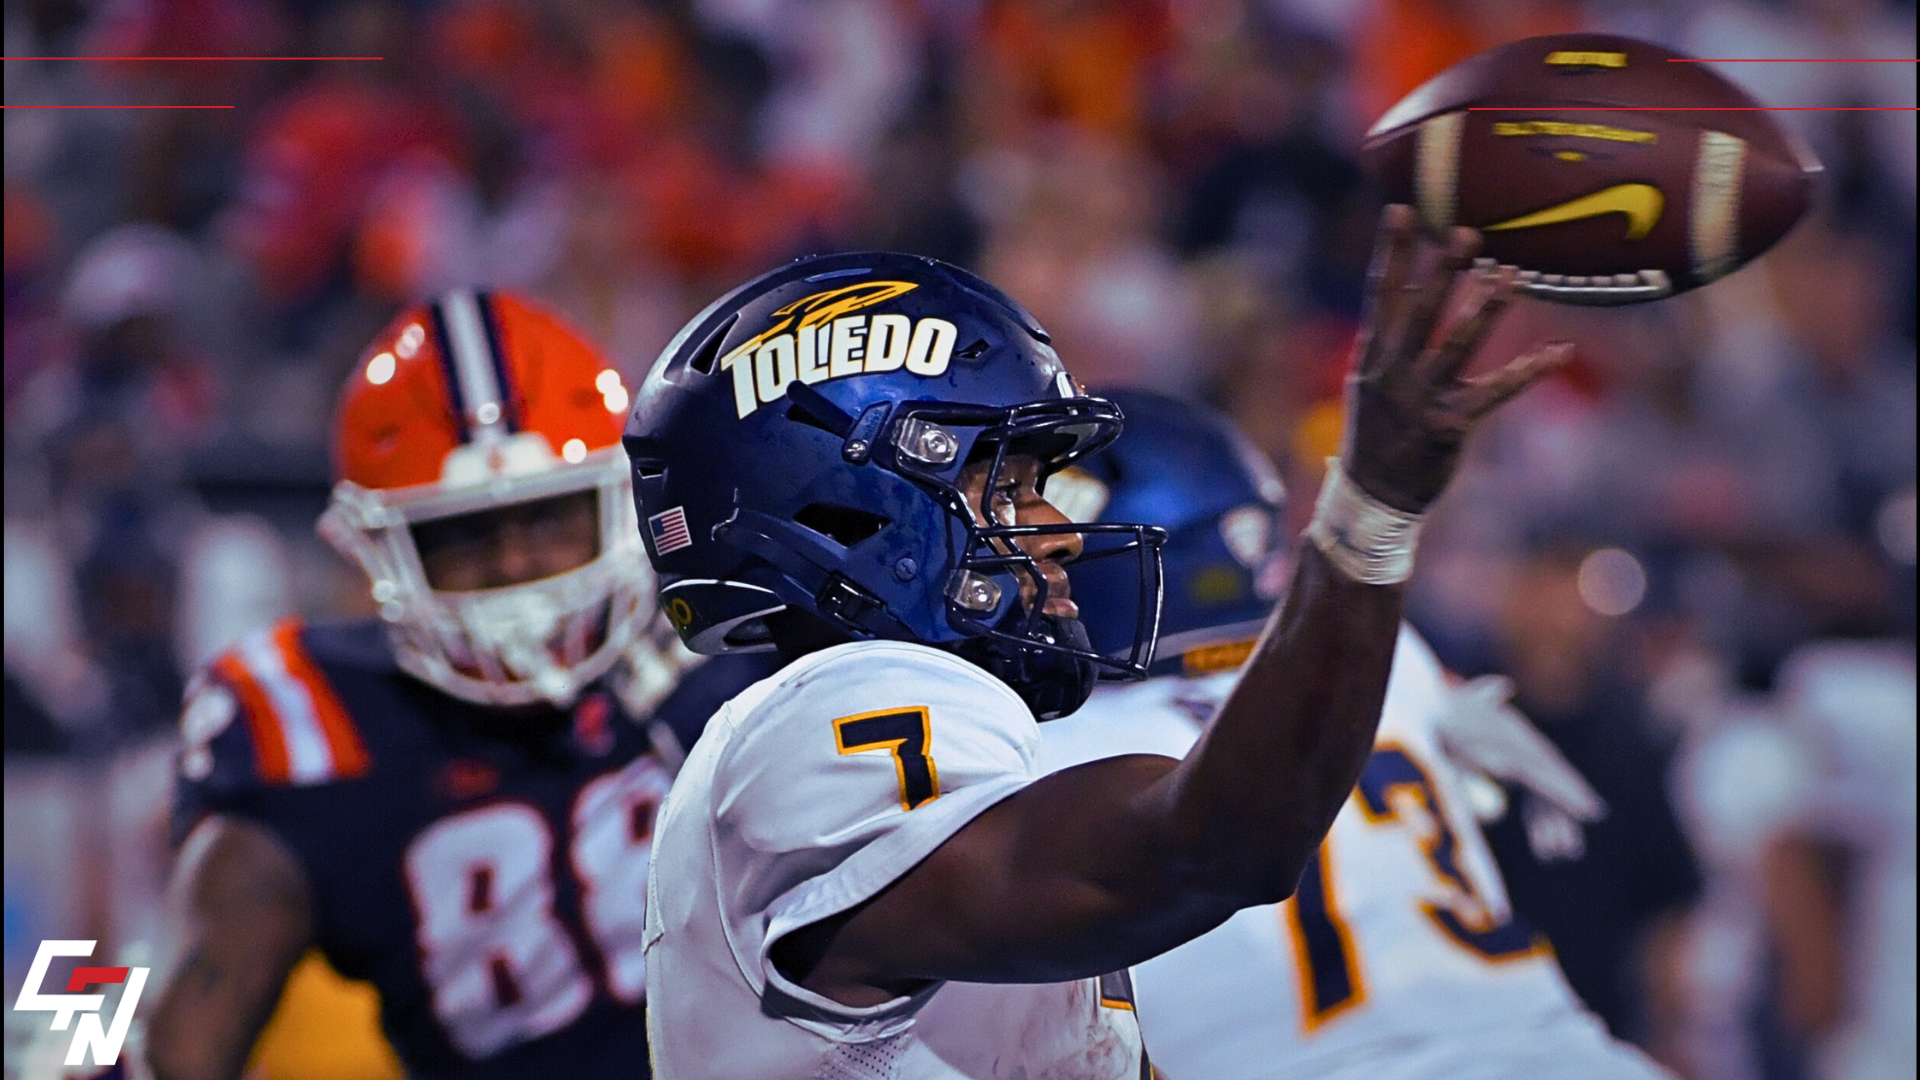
<box><xmin>1674</xmin><ymin>641</ymin><xmax>1916</xmax><ymax>1080</ymax></box>
<box><xmin>629</xmin><ymin>208</ymin><xmax>1574</xmax><ymax>1078</ymax></box>
<box><xmin>1041</xmin><ymin>388</ymin><xmax>1676</xmax><ymax>1080</ymax></box>
<box><xmin>144</xmin><ymin>291</ymin><xmax>774</xmax><ymax>1080</ymax></box>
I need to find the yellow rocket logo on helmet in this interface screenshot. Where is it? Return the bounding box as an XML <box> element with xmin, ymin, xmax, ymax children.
<box><xmin>718</xmin><ymin>281</ymin><xmax>960</xmax><ymax>418</ymax></box>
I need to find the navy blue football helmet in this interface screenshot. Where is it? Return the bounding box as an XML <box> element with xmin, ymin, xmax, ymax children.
<box><xmin>623</xmin><ymin>252</ymin><xmax>1165</xmax><ymax>718</ymax></box>
<box><xmin>1063</xmin><ymin>389</ymin><xmax>1287</xmax><ymax>677</ymax></box>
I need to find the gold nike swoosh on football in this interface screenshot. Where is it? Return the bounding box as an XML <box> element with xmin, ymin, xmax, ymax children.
<box><xmin>1483</xmin><ymin>183</ymin><xmax>1665</xmax><ymax>240</ymax></box>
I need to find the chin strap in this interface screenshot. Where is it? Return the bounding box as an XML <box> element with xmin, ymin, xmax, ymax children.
<box><xmin>958</xmin><ymin>615</ymin><xmax>1100</xmax><ymax>721</ymax></box>
<box><xmin>454</xmin><ymin>584</ymin><xmax>589</xmax><ymax>705</ymax></box>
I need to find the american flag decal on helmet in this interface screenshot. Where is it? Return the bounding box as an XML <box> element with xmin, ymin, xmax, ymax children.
<box><xmin>648</xmin><ymin>506</ymin><xmax>693</xmax><ymax>555</ymax></box>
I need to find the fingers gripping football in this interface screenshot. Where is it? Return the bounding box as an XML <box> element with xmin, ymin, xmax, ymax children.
<box><xmin>1344</xmin><ymin>205</ymin><xmax>1575</xmax><ymax>514</ymax></box>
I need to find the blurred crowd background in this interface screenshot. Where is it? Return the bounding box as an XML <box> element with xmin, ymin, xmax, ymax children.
<box><xmin>2</xmin><ymin>0</ymin><xmax>1913</xmax><ymax>1077</ymax></box>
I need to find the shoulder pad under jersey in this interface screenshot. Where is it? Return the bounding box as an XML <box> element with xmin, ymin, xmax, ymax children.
<box><xmin>179</xmin><ymin>618</ymin><xmax>374</xmax><ymax>802</ymax></box>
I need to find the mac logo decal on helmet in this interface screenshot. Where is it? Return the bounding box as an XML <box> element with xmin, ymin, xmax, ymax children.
<box><xmin>623</xmin><ymin>253</ymin><xmax>1166</xmax><ymax>719</ymax></box>
<box><xmin>319</xmin><ymin>290</ymin><xmax>655</xmax><ymax>708</ymax></box>
<box><xmin>1061</xmin><ymin>389</ymin><xmax>1288</xmax><ymax>678</ymax></box>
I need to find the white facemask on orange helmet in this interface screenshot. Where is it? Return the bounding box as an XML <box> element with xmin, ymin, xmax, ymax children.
<box><xmin>318</xmin><ymin>290</ymin><xmax>654</xmax><ymax>708</ymax></box>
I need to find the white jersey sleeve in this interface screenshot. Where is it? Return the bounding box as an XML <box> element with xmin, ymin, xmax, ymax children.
<box><xmin>645</xmin><ymin>640</ymin><xmax>1146</xmax><ymax>1079</ymax></box>
<box><xmin>707</xmin><ymin>641</ymin><xmax>1039</xmax><ymax>1022</ymax></box>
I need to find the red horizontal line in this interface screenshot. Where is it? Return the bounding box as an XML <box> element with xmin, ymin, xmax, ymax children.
<box><xmin>1</xmin><ymin>104</ymin><xmax>236</xmax><ymax>109</ymax></box>
<box><xmin>1467</xmin><ymin>106</ymin><xmax>1916</xmax><ymax>111</ymax></box>
<box><xmin>1668</xmin><ymin>57</ymin><xmax>1917</xmax><ymax>62</ymax></box>
<box><xmin>2</xmin><ymin>55</ymin><xmax>384</xmax><ymax>61</ymax></box>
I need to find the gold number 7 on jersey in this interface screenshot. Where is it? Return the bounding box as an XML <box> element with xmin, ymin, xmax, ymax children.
<box><xmin>834</xmin><ymin>707</ymin><xmax>942</xmax><ymax>811</ymax></box>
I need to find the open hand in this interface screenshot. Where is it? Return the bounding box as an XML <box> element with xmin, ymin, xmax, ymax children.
<box><xmin>1342</xmin><ymin>205</ymin><xmax>1574</xmax><ymax>513</ymax></box>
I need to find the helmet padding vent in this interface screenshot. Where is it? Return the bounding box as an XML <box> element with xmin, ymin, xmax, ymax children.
<box><xmin>794</xmin><ymin>503</ymin><xmax>890</xmax><ymax>547</ymax></box>
<box><xmin>688</xmin><ymin>313</ymin><xmax>740</xmax><ymax>375</ymax></box>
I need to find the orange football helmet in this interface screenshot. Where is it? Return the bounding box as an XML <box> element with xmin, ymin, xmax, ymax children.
<box><xmin>318</xmin><ymin>290</ymin><xmax>653</xmax><ymax>707</ymax></box>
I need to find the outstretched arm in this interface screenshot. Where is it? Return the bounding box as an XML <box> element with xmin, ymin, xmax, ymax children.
<box><xmin>780</xmin><ymin>207</ymin><xmax>1573</xmax><ymax>1004</ymax></box>
<box><xmin>146</xmin><ymin>815</ymin><xmax>314</xmax><ymax>1080</ymax></box>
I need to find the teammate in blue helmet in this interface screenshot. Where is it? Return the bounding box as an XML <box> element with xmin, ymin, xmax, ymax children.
<box><xmin>1059</xmin><ymin>387</ymin><xmax>1289</xmax><ymax>674</ymax></box>
<box><xmin>629</xmin><ymin>217</ymin><xmax>1575</xmax><ymax>1079</ymax></box>
<box><xmin>1048</xmin><ymin>390</ymin><xmax>1657</xmax><ymax>1080</ymax></box>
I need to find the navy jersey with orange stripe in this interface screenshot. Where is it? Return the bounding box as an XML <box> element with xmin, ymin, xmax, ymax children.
<box><xmin>174</xmin><ymin>618</ymin><xmax>778</xmax><ymax>1080</ymax></box>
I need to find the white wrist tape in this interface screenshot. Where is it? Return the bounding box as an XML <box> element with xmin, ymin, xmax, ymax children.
<box><xmin>1306</xmin><ymin>457</ymin><xmax>1424</xmax><ymax>585</ymax></box>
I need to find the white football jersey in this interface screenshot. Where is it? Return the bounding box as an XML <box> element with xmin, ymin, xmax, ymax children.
<box><xmin>1041</xmin><ymin>625</ymin><xmax>1670</xmax><ymax>1080</ymax></box>
<box><xmin>643</xmin><ymin>640</ymin><xmax>1147</xmax><ymax>1079</ymax></box>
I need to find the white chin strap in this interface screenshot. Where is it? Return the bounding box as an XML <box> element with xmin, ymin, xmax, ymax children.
<box><xmin>461</xmin><ymin>589</ymin><xmax>581</xmax><ymax>704</ymax></box>
<box><xmin>417</xmin><ymin>559</ymin><xmax>635</xmax><ymax>707</ymax></box>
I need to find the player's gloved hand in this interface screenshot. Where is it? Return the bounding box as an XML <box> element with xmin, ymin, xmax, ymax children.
<box><xmin>1341</xmin><ymin>206</ymin><xmax>1574</xmax><ymax>514</ymax></box>
<box><xmin>1432</xmin><ymin>674</ymin><xmax>1606</xmax><ymax>862</ymax></box>
<box><xmin>1521</xmin><ymin>792</ymin><xmax>1592</xmax><ymax>862</ymax></box>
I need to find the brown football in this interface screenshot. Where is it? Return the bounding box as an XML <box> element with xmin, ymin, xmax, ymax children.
<box><xmin>1361</xmin><ymin>33</ymin><xmax>1820</xmax><ymax>305</ymax></box>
